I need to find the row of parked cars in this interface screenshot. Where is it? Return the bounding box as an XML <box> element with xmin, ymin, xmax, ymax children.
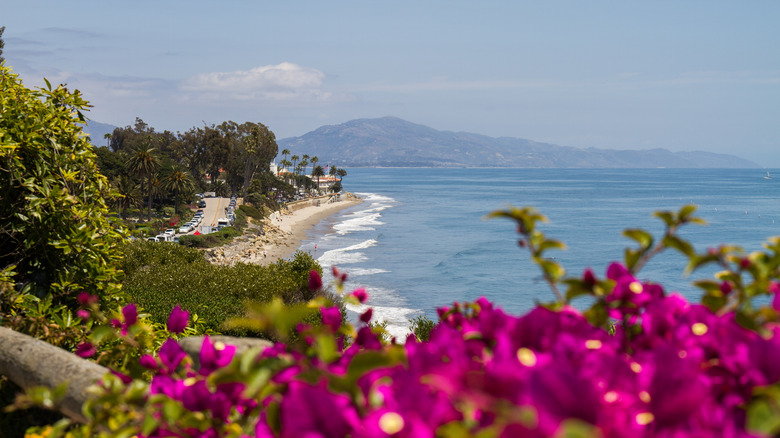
<box><xmin>147</xmin><ymin>210</ymin><xmax>204</xmax><ymax>242</ymax></box>
<box><xmin>178</xmin><ymin>210</ymin><xmax>204</xmax><ymax>233</ymax></box>
<box><xmin>215</xmin><ymin>196</ymin><xmax>237</xmax><ymax>231</ymax></box>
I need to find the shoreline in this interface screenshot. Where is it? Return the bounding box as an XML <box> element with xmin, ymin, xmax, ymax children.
<box><xmin>205</xmin><ymin>194</ymin><xmax>363</xmax><ymax>266</ymax></box>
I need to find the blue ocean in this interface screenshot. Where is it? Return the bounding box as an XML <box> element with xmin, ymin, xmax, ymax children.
<box><xmin>298</xmin><ymin>168</ymin><xmax>779</xmax><ymax>338</ymax></box>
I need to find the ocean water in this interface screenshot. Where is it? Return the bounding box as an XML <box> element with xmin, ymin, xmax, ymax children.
<box><xmin>298</xmin><ymin>168</ymin><xmax>780</xmax><ymax>338</ymax></box>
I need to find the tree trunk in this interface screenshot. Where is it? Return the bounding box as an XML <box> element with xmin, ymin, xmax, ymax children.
<box><xmin>139</xmin><ymin>177</ymin><xmax>146</xmax><ymax>222</ymax></box>
<box><xmin>147</xmin><ymin>176</ymin><xmax>153</xmax><ymax>222</ymax></box>
<box><xmin>0</xmin><ymin>327</ymin><xmax>107</xmax><ymax>423</ymax></box>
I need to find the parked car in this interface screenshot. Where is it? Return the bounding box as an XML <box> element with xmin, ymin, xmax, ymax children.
<box><xmin>179</xmin><ymin>225</ymin><xmax>191</xmax><ymax>233</ymax></box>
<box><xmin>217</xmin><ymin>218</ymin><xmax>231</xmax><ymax>228</ymax></box>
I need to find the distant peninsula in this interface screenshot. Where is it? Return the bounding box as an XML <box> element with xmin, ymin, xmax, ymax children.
<box><xmin>278</xmin><ymin>117</ymin><xmax>758</xmax><ymax>168</ymax></box>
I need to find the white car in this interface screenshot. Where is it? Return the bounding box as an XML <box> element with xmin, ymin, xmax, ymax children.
<box><xmin>179</xmin><ymin>225</ymin><xmax>192</xmax><ymax>233</ymax></box>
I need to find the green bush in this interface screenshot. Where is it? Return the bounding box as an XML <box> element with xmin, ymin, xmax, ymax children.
<box><xmin>177</xmin><ymin>235</ymin><xmax>204</xmax><ymax>247</ymax></box>
<box><xmin>0</xmin><ymin>64</ymin><xmax>125</xmax><ymax>304</ymax></box>
<box><xmin>409</xmin><ymin>314</ymin><xmax>437</xmax><ymax>341</ymax></box>
<box><xmin>218</xmin><ymin>226</ymin><xmax>241</xmax><ymax>240</ymax></box>
<box><xmin>122</xmin><ymin>243</ymin><xmax>326</xmax><ymax>336</ymax></box>
<box><xmin>238</xmin><ymin>204</ymin><xmax>263</xmax><ymax>220</ymax></box>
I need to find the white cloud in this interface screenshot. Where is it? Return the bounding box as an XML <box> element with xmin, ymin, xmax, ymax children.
<box><xmin>181</xmin><ymin>62</ymin><xmax>333</xmax><ymax>102</ymax></box>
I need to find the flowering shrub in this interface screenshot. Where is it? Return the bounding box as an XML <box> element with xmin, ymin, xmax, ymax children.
<box><xmin>29</xmin><ymin>206</ymin><xmax>780</xmax><ymax>437</ymax></box>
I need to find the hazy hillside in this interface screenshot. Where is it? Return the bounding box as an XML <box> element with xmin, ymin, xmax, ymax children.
<box><xmin>279</xmin><ymin>117</ymin><xmax>758</xmax><ymax>168</ymax></box>
<box><xmin>81</xmin><ymin>120</ymin><xmax>117</xmax><ymax>147</ymax></box>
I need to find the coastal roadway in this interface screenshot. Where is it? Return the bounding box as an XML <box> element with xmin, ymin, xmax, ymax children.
<box><xmin>175</xmin><ymin>197</ymin><xmax>227</xmax><ymax>236</ymax></box>
<box><xmin>202</xmin><ymin>196</ymin><xmax>225</xmax><ymax>227</ymax></box>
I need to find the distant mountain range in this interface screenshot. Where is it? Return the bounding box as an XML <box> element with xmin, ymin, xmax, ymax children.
<box><xmin>278</xmin><ymin>117</ymin><xmax>758</xmax><ymax>168</ymax></box>
<box><xmin>83</xmin><ymin>117</ymin><xmax>757</xmax><ymax>168</ymax></box>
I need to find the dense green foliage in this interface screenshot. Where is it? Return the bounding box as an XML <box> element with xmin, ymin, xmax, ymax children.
<box><xmin>408</xmin><ymin>314</ymin><xmax>436</xmax><ymax>341</ymax></box>
<box><xmin>0</xmin><ymin>65</ymin><xmax>124</xmax><ymax>306</ymax></box>
<box><xmin>102</xmin><ymin>119</ymin><xmax>278</xmax><ymax>199</ymax></box>
<box><xmin>237</xmin><ymin>204</ymin><xmax>263</xmax><ymax>221</ymax></box>
<box><xmin>121</xmin><ymin>242</ymin><xmax>324</xmax><ymax>335</ymax></box>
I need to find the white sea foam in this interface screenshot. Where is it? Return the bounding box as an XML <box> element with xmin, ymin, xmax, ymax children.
<box><xmin>345</xmin><ymin>285</ymin><xmax>417</xmax><ymax>341</ymax></box>
<box><xmin>334</xmin><ymin>212</ymin><xmax>384</xmax><ymax>235</ymax></box>
<box><xmin>347</xmin><ymin>268</ymin><xmax>390</xmax><ymax>276</ymax></box>
<box><xmin>317</xmin><ymin>239</ymin><xmax>378</xmax><ymax>266</ymax></box>
<box><xmin>356</xmin><ymin>193</ymin><xmax>396</xmax><ymax>203</ymax></box>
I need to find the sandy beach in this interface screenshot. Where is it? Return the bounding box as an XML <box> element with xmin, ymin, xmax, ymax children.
<box><xmin>205</xmin><ymin>194</ymin><xmax>362</xmax><ymax>266</ymax></box>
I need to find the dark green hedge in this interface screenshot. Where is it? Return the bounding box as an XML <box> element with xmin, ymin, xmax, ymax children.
<box><xmin>121</xmin><ymin>241</ymin><xmax>325</xmax><ymax>336</ymax></box>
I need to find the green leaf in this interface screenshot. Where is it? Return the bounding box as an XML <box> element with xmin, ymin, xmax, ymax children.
<box><xmin>539</xmin><ymin>259</ymin><xmax>565</xmax><ymax>281</ymax></box>
<box><xmin>142</xmin><ymin>415</ymin><xmax>160</xmax><ymax>436</ymax></box>
<box><xmin>538</xmin><ymin>239</ymin><xmax>567</xmax><ymax>252</ymax></box>
<box><xmin>678</xmin><ymin>204</ymin><xmax>698</xmax><ymax>220</ymax></box>
<box><xmin>162</xmin><ymin>399</ymin><xmax>184</xmax><ymax>422</ymax></box>
<box><xmin>701</xmin><ymin>292</ymin><xmax>727</xmax><ymax>312</ymax></box>
<box><xmin>557</xmin><ymin>418</ymin><xmax>602</xmax><ymax>438</ymax></box>
<box><xmin>747</xmin><ymin>398</ymin><xmax>780</xmax><ymax>435</ymax></box>
<box><xmin>663</xmin><ymin>235</ymin><xmax>695</xmax><ymax>257</ymax></box>
<box><xmin>313</xmin><ymin>333</ymin><xmax>339</xmax><ymax>363</ymax></box>
<box><xmin>583</xmin><ymin>302</ymin><xmax>609</xmax><ymax>329</ymax></box>
<box><xmin>653</xmin><ymin>211</ymin><xmax>675</xmax><ymax>227</ymax></box>
<box><xmin>622</xmin><ymin>228</ymin><xmax>653</xmax><ymax>249</ymax></box>
<box><xmin>624</xmin><ymin>248</ymin><xmax>642</xmax><ymax>271</ymax></box>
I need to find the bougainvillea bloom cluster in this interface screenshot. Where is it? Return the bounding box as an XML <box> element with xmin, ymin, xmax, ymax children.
<box><xmin>114</xmin><ymin>264</ymin><xmax>780</xmax><ymax>438</ymax></box>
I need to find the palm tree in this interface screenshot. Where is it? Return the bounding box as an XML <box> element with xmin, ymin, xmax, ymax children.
<box><xmin>281</xmin><ymin>148</ymin><xmax>290</xmax><ymax>163</ymax></box>
<box><xmin>163</xmin><ymin>167</ymin><xmax>195</xmax><ymax>216</ymax></box>
<box><xmin>290</xmin><ymin>155</ymin><xmax>299</xmax><ymax>177</ymax></box>
<box><xmin>210</xmin><ymin>180</ymin><xmax>229</xmax><ymax>197</ymax></box>
<box><xmin>279</xmin><ymin>159</ymin><xmax>292</xmax><ymax>183</ymax></box>
<box><xmin>329</xmin><ymin>166</ymin><xmax>338</xmax><ymax>177</ymax></box>
<box><xmin>148</xmin><ymin>174</ymin><xmax>163</xmax><ymax>220</ymax></box>
<box><xmin>301</xmin><ymin>154</ymin><xmax>310</xmax><ymax>175</ymax></box>
<box><xmin>312</xmin><ymin>165</ymin><xmax>325</xmax><ymax>193</ymax></box>
<box><xmin>103</xmin><ymin>132</ymin><xmax>112</xmax><ymax>148</ymax></box>
<box><xmin>337</xmin><ymin>168</ymin><xmax>347</xmax><ymax>182</ymax></box>
<box><xmin>126</xmin><ymin>145</ymin><xmax>160</xmax><ymax>222</ymax></box>
<box><xmin>112</xmin><ymin>176</ymin><xmax>141</xmax><ymax>220</ymax></box>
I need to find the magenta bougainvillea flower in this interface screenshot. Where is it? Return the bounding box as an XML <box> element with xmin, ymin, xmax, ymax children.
<box><xmin>320</xmin><ymin>306</ymin><xmax>342</xmax><ymax>332</ymax></box>
<box><xmin>77</xmin><ymin>291</ymin><xmax>98</xmax><ymax>307</ymax></box>
<box><xmin>359</xmin><ymin>308</ymin><xmax>373</xmax><ymax>323</ymax></box>
<box><xmin>278</xmin><ymin>380</ymin><xmax>360</xmax><ymax>438</ymax></box>
<box><xmin>198</xmin><ymin>335</ymin><xmax>236</xmax><ymax>376</ymax></box>
<box><xmin>75</xmin><ymin>342</ymin><xmax>96</xmax><ymax>358</ymax></box>
<box><xmin>139</xmin><ymin>354</ymin><xmax>158</xmax><ymax>371</ymax></box>
<box><xmin>122</xmin><ymin>303</ymin><xmax>138</xmax><ymax>326</ymax></box>
<box><xmin>350</xmin><ymin>288</ymin><xmax>369</xmax><ymax>303</ymax></box>
<box><xmin>158</xmin><ymin>338</ymin><xmax>186</xmax><ymax>374</ymax></box>
<box><xmin>167</xmin><ymin>305</ymin><xmax>189</xmax><ymax>334</ymax></box>
<box><xmin>128</xmin><ymin>260</ymin><xmax>780</xmax><ymax>437</ymax></box>
<box><xmin>308</xmin><ymin>270</ymin><xmax>323</xmax><ymax>291</ymax></box>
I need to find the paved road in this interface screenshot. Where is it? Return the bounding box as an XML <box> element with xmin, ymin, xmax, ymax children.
<box><xmin>202</xmin><ymin>197</ymin><xmax>226</xmax><ymax>227</ymax></box>
<box><xmin>175</xmin><ymin>197</ymin><xmax>227</xmax><ymax>236</ymax></box>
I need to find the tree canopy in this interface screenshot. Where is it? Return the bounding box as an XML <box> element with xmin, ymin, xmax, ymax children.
<box><xmin>0</xmin><ymin>65</ymin><xmax>124</xmax><ymax>302</ymax></box>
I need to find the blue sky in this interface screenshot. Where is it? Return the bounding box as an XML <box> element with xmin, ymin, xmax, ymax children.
<box><xmin>3</xmin><ymin>1</ymin><xmax>778</xmax><ymax>165</ymax></box>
